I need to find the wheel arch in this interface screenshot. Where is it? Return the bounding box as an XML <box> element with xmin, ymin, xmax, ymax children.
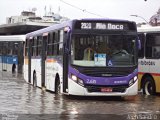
<box><xmin>33</xmin><ymin>70</ymin><xmax>36</xmax><ymax>75</ymax></box>
<box><xmin>12</xmin><ymin>63</ymin><xmax>16</xmax><ymax>73</ymax></box>
<box><xmin>55</xmin><ymin>72</ymin><xmax>60</xmax><ymax>93</ymax></box>
<box><xmin>32</xmin><ymin>70</ymin><xmax>37</xmax><ymax>86</ymax></box>
<box><xmin>141</xmin><ymin>73</ymin><xmax>156</xmax><ymax>93</ymax></box>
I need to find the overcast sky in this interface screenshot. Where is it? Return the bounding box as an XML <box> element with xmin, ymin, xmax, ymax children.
<box><xmin>0</xmin><ymin>0</ymin><xmax>159</xmax><ymax>24</ymax></box>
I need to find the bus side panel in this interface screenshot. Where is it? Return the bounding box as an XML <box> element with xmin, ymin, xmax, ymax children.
<box><xmin>45</xmin><ymin>59</ymin><xmax>55</xmax><ymax>91</ymax></box>
<box><xmin>24</xmin><ymin>57</ymin><xmax>29</xmax><ymax>83</ymax></box>
<box><xmin>139</xmin><ymin>59</ymin><xmax>160</xmax><ymax>93</ymax></box>
<box><xmin>138</xmin><ymin>58</ymin><xmax>150</xmax><ymax>90</ymax></box>
<box><xmin>138</xmin><ymin>74</ymin><xmax>143</xmax><ymax>90</ymax></box>
<box><xmin>36</xmin><ymin>59</ymin><xmax>42</xmax><ymax>87</ymax></box>
<box><xmin>7</xmin><ymin>56</ymin><xmax>18</xmax><ymax>72</ymax></box>
<box><xmin>138</xmin><ymin>59</ymin><xmax>150</xmax><ymax>74</ymax></box>
<box><xmin>149</xmin><ymin>60</ymin><xmax>160</xmax><ymax>93</ymax></box>
<box><xmin>45</xmin><ymin>58</ymin><xmax>56</xmax><ymax>91</ymax></box>
<box><xmin>31</xmin><ymin>58</ymin><xmax>42</xmax><ymax>87</ymax></box>
<box><xmin>153</xmin><ymin>76</ymin><xmax>160</xmax><ymax>93</ymax></box>
<box><xmin>45</xmin><ymin>56</ymin><xmax>63</xmax><ymax>92</ymax></box>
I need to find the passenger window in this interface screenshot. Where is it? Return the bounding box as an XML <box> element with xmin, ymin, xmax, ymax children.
<box><xmin>138</xmin><ymin>33</ymin><xmax>145</xmax><ymax>58</ymax></box>
<box><xmin>37</xmin><ymin>36</ymin><xmax>42</xmax><ymax>56</ymax></box>
<box><xmin>146</xmin><ymin>33</ymin><xmax>160</xmax><ymax>59</ymax></box>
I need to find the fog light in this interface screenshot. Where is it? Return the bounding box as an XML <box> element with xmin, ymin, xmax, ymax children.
<box><xmin>129</xmin><ymin>76</ymin><xmax>137</xmax><ymax>86</ymax></box>
<box><xmin>129</xmin><ymin>79</ymin><xmax>134</xmax><ymax>86</ymax></box>
<box><xmin>78</xmin><ymin>79</ymin><xmax>84</xmax><ymax>86</ymax></box>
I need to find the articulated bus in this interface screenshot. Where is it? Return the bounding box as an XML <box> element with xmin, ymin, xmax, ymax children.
<box><xmin>24</xmin><ymin>19</ymin><xmax>139</xmax><ymax>96</ymax></box>
<box><xmin>138</xmin><ymin>26</ymin><xmax>160</xmax><ymax>95</ymax></box>
<box><xmin>0</xmin><ymin>35</ymin><xmax>25</xmax><ymax>73</ymax></box>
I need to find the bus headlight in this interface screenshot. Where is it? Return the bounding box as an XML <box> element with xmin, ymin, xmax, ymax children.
<box><xmin>71</xmin><ymin>75</ymin><xmax>78</xmax><ymax>81</ymax></box>
<box><xmin>71</xmin><ymin>74</ymin><xmax>84</xmax><ymax>86</ymax></box>
<box><xmin>129</xmin><ymin>76</ymin><xmax>137</xmax><ymax>86</ymax></box>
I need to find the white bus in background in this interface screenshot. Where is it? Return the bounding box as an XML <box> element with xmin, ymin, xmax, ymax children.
<box><xmin>138</xmin><ymin>26</ymin><xmax>160</xmax><ymax>95</ymax></box>
<box><xmin>0</xmin><ymin>35</ymin><xmax>25</xmax><ymax>73</ymax></box>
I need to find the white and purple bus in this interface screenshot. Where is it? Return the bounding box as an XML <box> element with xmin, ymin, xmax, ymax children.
<box><xmin>24</xmin><ymin>19</ymin><xmax>139</xmax><ymax>96</ymax></box>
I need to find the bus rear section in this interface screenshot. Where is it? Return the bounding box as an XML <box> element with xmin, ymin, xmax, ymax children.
<box><xmin>138</xmin><ymin>26</ymin><xmax>160</xmax><ymax>95</ymax></box>
<box><xmin>0</xmin><ymin>35</ymin><xmax>25</xmax><ymax>73</ymax></box>
<box><xmin>24</xmin><ymin>19</ymin><xmax>139</xmax><ymax>96</ymax></box>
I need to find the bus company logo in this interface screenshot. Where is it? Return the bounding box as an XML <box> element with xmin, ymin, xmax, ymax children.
<box><xmin>114</xmin><ymin>80</ymin><xmax>127</xmax><ymax>84</ymax></box>
<box><xmin>139</xmin><ymin>60</ymin><xmax>155</xmax><ymax>66</ymax></box>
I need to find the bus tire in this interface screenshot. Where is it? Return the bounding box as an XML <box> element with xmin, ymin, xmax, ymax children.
<box><xmin>142</xmin><ymin>77</ymin><xmax>156</xmax><ymax>95</ymax></box>
<box><xmin>12</xmin><ymin>64</ymin><xmax>16</xmax><ymax>73</ymax></box>
<box><xmin>33</xmin><ymin>72</ymin><xmax>37</xmax><ymax>87</ymax></box>
<box><xmin>55</xmin><ymin>76</ymin><xmax>60</xmax><ymax>94</ymax></box>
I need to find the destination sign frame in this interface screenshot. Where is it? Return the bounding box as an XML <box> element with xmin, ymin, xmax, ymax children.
<box><xmin>74</xmin><ymin>21</ymin><xmax>131</xmax><ymax>31</ymax></box>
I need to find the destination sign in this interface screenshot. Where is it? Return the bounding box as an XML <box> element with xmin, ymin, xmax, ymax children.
<box><xmin>81</xmin><ymin>23</ymin><xmax>124</xmax><ymax>30</ymax></box>
<box><xmin>74</xmin><ymin>21</ymin><xmax>130</xmax><ymax>30</ymax></box>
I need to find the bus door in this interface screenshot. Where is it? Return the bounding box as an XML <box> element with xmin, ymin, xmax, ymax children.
<box><xmin>42</xmin><ymin>33</ymin><xmax>47</xmax><ymax>88</ymax></box>
<box><xmin>63</xmin><ymin>29</ymin><xmax>70</xmax><ymax>93</ymax></box>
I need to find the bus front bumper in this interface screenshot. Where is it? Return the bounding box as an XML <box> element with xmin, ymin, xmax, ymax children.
<box><xmin>67</xmin><ymin>79</ymin><xmax>138</xmax><ymax>96</ymax></box>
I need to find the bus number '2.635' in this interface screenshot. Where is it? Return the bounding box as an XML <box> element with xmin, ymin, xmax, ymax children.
<box><xmin>86</xmin><ymin>79</ymin><xmax>96</xmax><ymax>84</ymax></box>
<box><xmin>81</xmin><ymin>23</ymin><xmax>91</xmax><ymax>29</ymax></box>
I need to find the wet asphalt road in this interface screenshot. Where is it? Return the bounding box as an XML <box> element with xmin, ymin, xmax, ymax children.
<box><xmin>0</xmin><ymin>71</ymin><xmax>160</xmax><ymax>120</ymax></box>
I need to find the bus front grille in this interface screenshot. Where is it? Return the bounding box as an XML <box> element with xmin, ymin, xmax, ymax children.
<box><xmin>85</xmin><ymin>85</ymin><xmax>128</xmax><ymax>93</ymax></box>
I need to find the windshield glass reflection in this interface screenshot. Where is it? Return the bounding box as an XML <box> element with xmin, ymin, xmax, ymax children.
<box><xmin>71</xmin><ymin>35</ymin><xmax>137</xmax><ymax>67</ymax></box>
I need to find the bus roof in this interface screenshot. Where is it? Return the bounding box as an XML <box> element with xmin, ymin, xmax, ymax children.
<box><xmin>26</xmin><ymin>18</ymin><xmax>136</xmax><ymax>38</ymax></box>
<box><xmin>137</xmin><ymin>26</ymin><xmax>160</xmax><ymax>33</ymax></box>
<box><xmin>79</xmin><ymin>18</ymin><xmax>131</xmax><ymax>22</ymax></box>
<box><xmin>0</xmin><ymin>35</ymin><xmax>26</xmax><ymax>42</ymax></box>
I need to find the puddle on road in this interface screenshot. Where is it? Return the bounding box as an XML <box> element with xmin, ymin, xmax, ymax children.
<box><xmin>0</xmin><ymin>72</ymin><xmax>160</xmax><ymax>120</ymax></box>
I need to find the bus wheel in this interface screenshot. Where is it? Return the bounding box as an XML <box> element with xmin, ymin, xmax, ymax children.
<box><xmin>12</xmin><ymin>64</ymin><xmax>16</xmax><ymax>73</ymax></box>
<box><xmin>55</xmin><ymin>77</ymin><xmax>60</xmax><ymax>94</ymax></box>
<box><xmin>33</xmin><ymin>72</ymin><xmax>37</xmax><ymax>87</ymax></box>
<box><xmin>142</xmin><ymin>77</ymin><xmax>156</xmax><ymax>95</ymax></box>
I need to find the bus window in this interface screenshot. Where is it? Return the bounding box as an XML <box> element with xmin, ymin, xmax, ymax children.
<box><xmin>146</xmin><ymin>33</ymin><xmax>160</xmax><ymax>59</ymax></box>
<box><xmin>56</xmin><ymin>31</ymin><xmax>61</xmax><ymax>55</ymax></box>
<box><xmin>52</xmin><ymin>32</ymin><xmax>55</xmax><ymax>55</ymax></box>
<box><xmin>47</xmin><ymin>33</ymin><xmax>52</xmax><ymax>56</ymax></box>
<box><xmin>58</xmin><ymin>30</ymin><xmax>64</xmax><ymax>55</ymax></box>
<box><xmin>37</xmin><ymin>36</ymin><xmax>42</xmax><ymax>56</ymax></box>
<box><xmin>12</xmin><ymin>42</ymin><xmax>18</xmax><ymax>55</ymax></box>
<box><xmin>53</xmin><ymin>31</ymin><xmax>60</xmax><ymax>55</ymax></box>
<box><xmin>32</xmin><ymin>37</ymin><xmax>37</xmax><ymax>56</ymax></box>
<box><xmin>31</xmin><ymin>38</ymin><xmax>34</xmax><ymax>56</ymax></box>
<box><xmin>7</xmin><ymin>42</ymin><xmax>12</xmax><ymax>55</ymax></box>
<box><xmin>25</xmin><ymin>39</ymin><xmax>29</xmax><ymax>56</ymax></box>
<box><xmin>138</xmin><ymin>33</ymin><xmax>145</xmax><ymax>58</ymax></box>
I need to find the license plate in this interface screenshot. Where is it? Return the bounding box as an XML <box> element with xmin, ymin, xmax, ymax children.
<box><xmin>101</xmin><ymin>87</ymin><xmax>112</xmax><ymax>92</ymax></box>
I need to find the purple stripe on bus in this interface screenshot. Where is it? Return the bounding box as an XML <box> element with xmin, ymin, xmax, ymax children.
<box><xmin>69</xmin><ymin>66</ymin><xmax>138</xmax><ymax>86</ymax></box>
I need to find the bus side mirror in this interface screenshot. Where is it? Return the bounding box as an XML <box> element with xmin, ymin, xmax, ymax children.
<box><xmin>138</xmin><ymin>39</ymin><xmax>141</xmax><ymax>50</ymax></box>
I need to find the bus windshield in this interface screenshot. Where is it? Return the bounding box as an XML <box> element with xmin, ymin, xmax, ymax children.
<box><xmin>71</xmin><ymin>34</ymin><xmax>137</xmax><ymax>67</ymax></box>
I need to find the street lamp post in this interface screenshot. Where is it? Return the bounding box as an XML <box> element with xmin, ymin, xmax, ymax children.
<box><xmin>130</xmin><ymin>15</ymin><xmax>149</xmax><ymax>24</ymax></box>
